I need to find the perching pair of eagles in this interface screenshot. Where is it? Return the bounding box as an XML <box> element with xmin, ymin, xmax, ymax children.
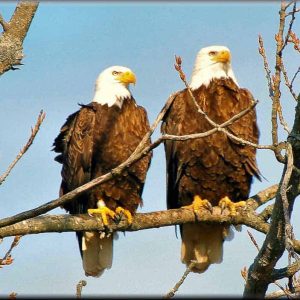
<box><xmin>53</xmin><ymin>45</ymin><xmax>260</xmax><ymax>277</ymax></box>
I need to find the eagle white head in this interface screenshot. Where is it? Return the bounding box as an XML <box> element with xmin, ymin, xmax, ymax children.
<box><xmin>92</xmin><ymin>66</ymin><xmax>136</xmax><ymax>108</ymax></box>
<box><xmin>190</xmin><ymin>45</ymin><xmax>239</xmax><ymax>90</ymax></box>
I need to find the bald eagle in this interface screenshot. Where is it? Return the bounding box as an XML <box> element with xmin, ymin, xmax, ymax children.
<box><xmin>161</xmin><ymin>46</ymin><xmax>260</xmax><ymax>273</ymax></box>
<box><xmin>53</xmin><ymin>66</ymin><xmax>152</xmax><ymax>277</ymax></box>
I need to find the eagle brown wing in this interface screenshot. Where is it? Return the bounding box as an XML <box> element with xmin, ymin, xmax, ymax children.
<box><xmin>53</xmin><ymin>103</ymin><xmax>96</xmax><ymax>214</ymax></box>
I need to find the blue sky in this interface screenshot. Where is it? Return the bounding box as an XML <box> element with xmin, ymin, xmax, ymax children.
<box><xmin>0</xmin><ymin>1</ymin><xmax>299</xmax><ymax>297</ymax></box>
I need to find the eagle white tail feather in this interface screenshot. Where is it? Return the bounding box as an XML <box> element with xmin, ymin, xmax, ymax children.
<box><xmin>181</xmin><ymin>223</ymin><xmax>229</xmax><ymax>273</ymax></box>
<box><xmin>82</xmin><ymin>231</ymin><xmax>113</xmax><ymax>277</ymax></box>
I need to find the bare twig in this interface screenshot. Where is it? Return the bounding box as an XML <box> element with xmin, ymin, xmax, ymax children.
<box><xmin>280</xmin><ymin>143</ymin><xmax>296</xmax><ymax>256</ymax></box>
<box><xmin>247</xmin><ymin>230</ymin><xmax>260</xmax><ymax>251</ymax></box>
<box><xmin>0</xmin><ymin>236</ymin><xmax>21</xmax><ymax>268</ymax></box>
<box><xmin>282</xmin><ymin>1</ymin><xmax>297</xmax><ymax>50</ymax></box>
<box><xmin>277</xmin><ymin>99</ymin><xmax>290</xmax><ymax>134</ymax></box>
<box><xmin>0</xmin><ymin>110</ymin><xmax>45</xmax><ymax>185</ymax></box>
<box><xmin>258</xmin><ymin>35</ymin><xmax>274</xmax><ymax>98</ymax></box>
<box><xmin>281</xmin><ymin>62</ymin><xmax>299</xmax><ymax>101</ymax></box>
<box><xmin>288</xmin><ymin>31</ymin><xmax>300</xmax><ymax>53</ymax></box>
<box><xmin>164</xmin><ymin>261</ymin><xmax>196</xmax><ymax>298</ymax></box>
<box><xmin>76</xmin><ymin>280</ymin><xmax>87</xmax><ymax>299</ymax></box>
<box><xmin>8</xmin><ymin>292</ymin><xmax>17</xmax><ymax>300</ymax></box>
<box><xmin>290</xmin><ymin>67</ymin><xmax>300</xmax><ymax>87</ymax></box>
<box><xmin>259</xmin><ymin>29</ymin><xmax>286</xmax><ymax>163</ymax></box>
<box><xmin>0</xmin><ymin>14</ymin><xmax>8</xmax><ymax>31</ymax></box>
<box><xmin>265</xmin><ymin>285</ymin><xmax>300</xmax><ymax>299</ymax></box>
<box><xmin>286</xmin><ymin>8</ymin><xmax>300</xmax><ymax>16</ymax></box>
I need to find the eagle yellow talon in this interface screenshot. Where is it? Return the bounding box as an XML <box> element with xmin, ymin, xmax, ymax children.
<box><xmin>116</xmin><ymin>207</ymin><xmax>133</xmax><ymax>225</ymax></box>
<box><xmin>218</xmin><ymin>196</ymin><xmax>246</xmax><ymax>216</ymax></box>
<box><xmin>183</xmin><ymin>195</ymin><xmax>213</xmax><ymax>213</ymax></box>
<box><xmin>88</xmin><ymin>207</ymin><xmax>116</xmax><ymax>226</ymax></box>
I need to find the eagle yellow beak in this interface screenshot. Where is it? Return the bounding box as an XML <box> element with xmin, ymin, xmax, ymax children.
<box><xmin>213</xmin><ymin>50</ymin><xmax>231</xmax><ymax>63</ymax></box>
<box><xmin>117</xmin><ymin>71</ymin><xmax>136</xmax><ymax>85</ymax></box>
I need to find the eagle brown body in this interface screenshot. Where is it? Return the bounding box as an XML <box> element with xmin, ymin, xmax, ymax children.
<box><xmin>53</xmin><ymin>97</ymin><xmax>151</xmax><ymax>276</ymax></box>
<box><xmin>162</xmin><ymin>77</ymin><xmax>260</xmax><ymax>273</ymax></box>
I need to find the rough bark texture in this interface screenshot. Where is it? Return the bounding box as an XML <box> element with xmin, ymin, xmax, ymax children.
<box><xmin>0</xmin><ymin>185</ymin><xmax>286</xmax><ymax>249</ymax></box>
<box><xmin>244</xmin><ymin>98</ymin><xmax>300</xmax><ymax>297</ymax></box>
<box><xmin>0</xmin><ymin>1</ymin><xmax>39</xmax><ymax>75</ymax></box>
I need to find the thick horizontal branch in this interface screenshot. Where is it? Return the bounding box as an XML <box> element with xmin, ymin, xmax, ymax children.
<box><xmin>0</xmin><ymin>206</ymin><xmax>268</xmax><ymax>237</ymax></box>
<box><xmin>0</xmin><ymin>185</ymin><xmax>282</xmax><ymax>242</ymax></box>
<box><xmin>2</xmin><ymin>197</ymin><xmax>300</xmax><ymax>254</ymax></box>
<box><xmin>0</xmin><ymin>91</ymin><xmax>269</xmax><ymax>230</ymax></box>
<box><xmin>271</xmin><ymin>260</ymin><xmax>300</xmax><ymax>281</ymax></box>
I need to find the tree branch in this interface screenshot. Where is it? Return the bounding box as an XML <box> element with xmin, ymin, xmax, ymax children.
<box><xmin>0</xmin><ymin>14</ymin><xmax>9</xmax><ymax>32</ymax></box>
<box><xmin>0</xmin><ymin>110</ymin><xmax>45</xmax><ymax>185</ymax></box>
<box><xmin>0</xmin><ymin>85</ymin><xmax>267</xmax><ymax>230</ymax></box>
<box><xmin>243</xmin><ymin>75</ymin><xmax>300</xmax><ymax>299</ymax></box>
<box><xmin>0</xmin><ymin>1</ymin><xmax>39</xmax><ymax>75</ymax></box>
<box><xmin>0</xmin><ymin>185</ymin><xmax>280</xmax><ymax>241</ymax></box>
<box><xmin>164</xmin><ymin>261</ymin><xmax>196</xmax><ymax>298</ymax></box>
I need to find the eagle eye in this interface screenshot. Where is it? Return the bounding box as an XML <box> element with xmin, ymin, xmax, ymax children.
<box><xmin>208</xmin><ymin>51</ymin><xmax>217</xmax><ymax>56</ymax></box>
<box><xmin>112</xmin><ymin>71</ymin><xmax>121</xmax><ymax>76</ymax></box>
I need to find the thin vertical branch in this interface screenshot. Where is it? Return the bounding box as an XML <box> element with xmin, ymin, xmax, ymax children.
<box><xmin>76</xmin><ymin>280</ymin><xmax>87</xmax><ymax>298</ymax></box>
<box><xmin>164</xmin><ymin>261</ymin><xmax>196</xmax><ymax>298</ymax></box>
<box><xmin>0</xmin><ymin>110</ymin><xmax>45</xmax><ymax>185</ymax></box>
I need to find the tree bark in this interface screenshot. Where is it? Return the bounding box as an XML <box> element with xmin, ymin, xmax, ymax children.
<box><xmin>243</xmin><ymin>97</ymin><xmax>300</xmax><ymax>297</ymax></box>
<box><xmin>0</xmin><ymin>1</ymin><xmax>39</xmax><ymax>75</ymax></box>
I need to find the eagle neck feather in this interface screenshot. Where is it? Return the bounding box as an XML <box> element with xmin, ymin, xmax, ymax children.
<box><xmin>92</xmin><ymin>84</ymin><xmax>131</xmax><ymax>108</ymax></box>
<box><xmin>190</xmin><ymin>63</ymin><xmax>239</xmax><ymax>90</ymax></box>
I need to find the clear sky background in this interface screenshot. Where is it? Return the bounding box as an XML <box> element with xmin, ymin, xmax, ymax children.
<box><xmin>0</xmin><ymin>1</ymin><xmax>299</xmax><ymax>297</ymax></box>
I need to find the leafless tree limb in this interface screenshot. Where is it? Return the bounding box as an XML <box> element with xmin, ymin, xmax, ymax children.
<box><xmin>265</xmin><ymin>286</ymin><xmax>300</xmax><ymax>299</ymax></box>
<box><xmin>280</xmin><ymin>142</ymin><xmax>296</xmax><ymax>257</ymax></box>
<box><xmin>281</xmin><ymin>62</ymin><xmax>299</xmax><ymax>101</ymax></box>
<box><xmin>288</xmin><ymin>31</ymin><xmax>300</xmax><ymax>53</ymax></box>
<box><xmin>258</xmin><ymin>35</ymin><xmax>274</xmax><ymax>98</ymax></box>
<box><xmin>0</xmin><ymin>14</ymin><xmax>9</xmax><ymax>31</ymax></box>
<box><xmin>0</xmin><ymin>1</ymin><xmax>39</xmax><ymax>75</ymax></box>
<box><xmin>0</xmin><ymin>185</ymin><xmax>291</xmax><ymax>256</ymax></box>
<box><xmin>282</xmin><ymin>1</ymin><xmax>297</xmax><ymax>50</ymax></box>
<box><xmin>247</xmin><ymin>228</ymin><xmax>296</xmax><ymax>297</ymax></box>
<box><xmin>8</xmin><ymin>292</ymin><xmax>17</xmax><ymax>300</ymax></box>
<box><xmin>76</xmin><ymin>280</ymin><xmax>87</xmax><ymax>299</ymax></box>
<box><xmin>163</xmin><ymin>261</ymin><xmax>196</xmax><ymax>299</ymax></box>
<box><xmin>0</xmin><ymin>110</ymin><xmax>45</xmax><ymax>185</ymax></box>
<box><xmin>244</xmin><ymin>78</ymin><xmax>300</xmax><ymax>299</ymax></box>
<box><xmin>0</xmin><ymin>235</ymin><xmax>21</xmax><ymax>268</ymax></box>
<box><xmin>244</xmin><ymin>2</ymin><xmax>300</xmax><ymax>296</ymax></box>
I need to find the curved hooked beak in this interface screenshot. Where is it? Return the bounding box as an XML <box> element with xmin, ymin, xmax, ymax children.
<box><xmin>117</xmin><ymin>71</ymin><xmax>136</xmax><ymax>85</ymax></box>
<box><xmin>212</xmin><ymin>50</ymin><xmax>231</xmax><ymax>63</ymax></box>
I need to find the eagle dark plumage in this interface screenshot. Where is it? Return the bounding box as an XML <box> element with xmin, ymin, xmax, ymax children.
<box><xmin>53</xmin><ymin>66</ymin><xmax>152</xmax><ymax>277</ymax></box>
<box><xmin>161</xmin><ymin>46</ymin><xmax>260</xmax><ymax>273</ymax></box>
